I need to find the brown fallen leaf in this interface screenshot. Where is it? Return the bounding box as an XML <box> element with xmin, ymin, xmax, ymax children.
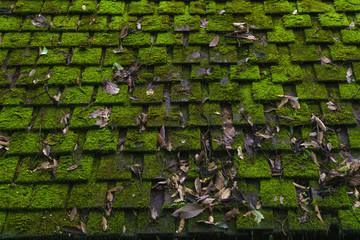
<box><xmin>314</xmin><ymin>204</ymin><xmax>324</xmax><ymax>223</ymax></box>
<box><xmin>312</xmin><ymin>114</ymin><xmax>326</xmax><ymax>131</ymax></box>
<box><xmin>172</xmin><ymin>204</ymin><xmax>205</xmax><ymax>219</ymax></box>
<box><xmin>292</xmin><ymin>182</ymin><xmax>307</xmax><ymax>190</ymax></box>
<box><xmin>194</xmin><ymin>177</ymin><xmax>202</xmax><ymax>195</ymax></box>
<box><xmin>320</xmin><ymin>54</ymin><xmax>331</xmax><ymax>65</ymax></box>
<box><xmin>67</xmin><ymin>164</ymin><xmax>78</xmax><ymax>172</ymax></box>
<box><xmin>79</xmin><ymin>222</ymin><xmax>87</xmax><ymax>234</ymax></box>
<box><xmin>223</xmin><ymin>207</ymin><xmax>240</xmax><ymax>222</ymax></box>
<box><xmin>102</xmin><ymin>216</ymin><xmax>108</xmax><ymax>231</ymax></box>
<box><xmin>310</xmin><ymin>151</ymin><xmax>320</xmax><ymax>167</ymax></box>
<box><xmin>176</xmin><ymin>218</ymin><xmax>185</xmax><ymax>233</ymax></box>
<box><xmin>70</xmin><ymin>206</ymin><xmax>77</xmax><ymax>222</ymax></box>
<box><xmin>237</xmin><ymin>146</ymin><xmax>244</xmax><ymax>159</ymax></box>
<box><xmin>103</xmin><ymin>79</ymin><xmax>119</xmax><ymax>95</ymax></box>
<box><xmin>120</xmin><ymin>24</ymin><xmax>130</xmax><ymax>39</ymax></box>
<box><xmin>61</xmin><ymin>226</ymin><xmax>85</xmax><ymax>235</ymax></box>
<box><xmin>209</xmin><ymin>35</ymin><xmax>219</xmax><ymax>47</ymax></box>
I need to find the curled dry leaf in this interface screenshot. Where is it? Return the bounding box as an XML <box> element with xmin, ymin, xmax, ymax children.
<box><xmin>237</xmin><ymin>146</ymin><xmax>244</xmax><ymax>159</ymax></box>
<box><xmin>219</xmin><ymin>9</ymin><xmax>225</xmax><ymax>15</ymax></box>
<box><xmin>223</xmin><ymin>207</ymin><xmax>240</xmax><ymax>222</ymax></box>
<box><xmin>310</xmin><ymin>151</ymin><xmax>320</xmax><ymax>167</ymax></box>
<box><xmin>326</xmin><ymin>101</ymin><xmax>337</xmax><ymax>111</ymax></box>
<box><xmin>120</xmin><ymin>24</ymin><xmax>130</xmax><ymax>39</ymax></box>
<box><xmin>239</xmin><ymin>33</ymin><xmax>257</xmax><ymax>40</ymax></box>
<box><xmin>32</xmin><ymin>14</ymin><xmax>51</xmax><ymax>28</ymax></box>
<box><xmin>88</xmin><ymin>107</ymin><xmax>112</xmax><ymax>128</ymax></box>
<box><xmin>347</xmin><ymin>67</ymin><xmax>353</xmax><ymax>84</ymax></box>
<box><xmin>67</xmin><ymin>164</ymin><xmax>78</xmax><ymax>171</ymax></box>
<box><xmin>176</xmin><ymin>218</ymin><xmax>185</xmax><ymax>233</ymax></box>
<box><xmin>70</xmin><ymin>206</ymin><xmax>77</xmax><ymax>222</ymax></box>
<box><xmin>353</xmin><ymin>201</ymin><xmax>360</xmax><ymax>210</ymax></box>
<box><xmin>314</xmin><ymin>204</ymin><xmax>324</xmax><ymax>223</ymax></box>
<box><xmin>312</xmin><ymin>114</ymin><xmax>326</xmax><ymax>131</ymax></box>
<box><xmin>172</xmin><ymin>204</ymin><xmax>205</xmax><ymax>219</ymax></box>
<box><xmin>200</xmin><ymin>18</ymin><xmax>209</xmax><ymax>28</ymax></box>
<box><xmin>82</xmin><ymin>5</ymin><xmax>86</xmax><ymax>10</ymax></box>
<box><xmin>209</xmin><ymin>35</ymin><xmax>220</xmax><ymax>47</ymax></box>
<box><xmin>102</xmin><ymin>216</ymin><xmax>108</xmax><ymax>231</ymax></box>
<box><xmin>320</xmin><ymin>54</ymin><xmax>331</xmax><ymax>65</ymax></box>
<box><xmin>103</xmin><ymin>79</ymin><xmax>119</xmax><ymax>95</ymax></box>
<box><xmin>292</xmin><ymin>9</ymin><xmax>298</xmax><ymax>14</ymax></box>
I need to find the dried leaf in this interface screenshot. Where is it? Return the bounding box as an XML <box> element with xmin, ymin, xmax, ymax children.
<box><xmin>237</xmin><ymin>146</ymin><xmax>244</xmax><ymax>159</ymax></box>
<box><xmin>176</xmin><ymin>218</ymin><xmax>185</xmax><ymax>233</ymax></box>
<box><xmin>292</xmin><ymin>9</ymin><xmax>298</xmax><ymax>14</ymax></box>
<box><xmin>61</xmin><ymin>226</ymin><xmax>85</xmax><ymax>235</ymax></box>
<box><xmin>82</xmin><ymin>5</ymin><xmax>86</xmax><ymax>10</ymax></box>
<box><xmin>300</xmin><ymin>141</ymin><xmax>320</xmax><ymax>148</ymax></box>
<box><xmin>312</xmin><ymin>114</ymin><xmax>326</xmax><ymax>131</ymax></box>
<box><xmin>255</xmin><ymin>131</ymin><xmax>272</xmax><ymax>139</ymax></box>
<box><xmin>150</xmin><ymin>206</ymin><xmax>158</xmax><ymax>220</ymax></box>
<box><xmin>194</xmin><ymin>177</ymin><xmax>202</xmax><ymax>195</ymax></box>
<box><xmin>310</xmin><ymin>151</ymin><xmax>320</xmax><ymax>167</ymax></box>
<box><xmin>326</xmin><ymin>101</ymin><xmax>337</xmax><ymax>111</ymax></box>
<box><xmin>209</xmin><ymin>35</ymin><xmax>220</xmax><ymax>47</ymax></box>
<box><xmin>102</xmin><ymin>216</ymin><xmax>108</xmax><ymax>231</ymax></box>
<box><xmin>278</xmin><ymin>97</ymin><xmax>289</xmax><ymax>109</ymax></box>
<box><xmin>109</xmin><ymin>183</ymin><xmax>127</xmax><ymax>192</ymax></box>
<box><xmin>239</xmin><ymin>33</ymin><xmax>257</xmax><ymax>40</ymax></box>
<box><xmin>103</xmin><ymin>79</ymin><xmax>119</xmax><ymax>95</ymax></box>
<box><xmin>200</xmin><ymin>18</ymin><xmax>209</xmax><ymax>28</ymax></box>
<box><xmin>353</xmin><ymin>201</ymin><xmax>360</xmax><ymax>210</ymax></box>
<box><xmin>219</xmin><ymin>9</ymin><xmax>225</xmax><ymax>15</ymax></box>
<box><xmin>70</xmin><ymin>206</ymin><xmax>77</xmax><ymax>222</ymax></box>
<box><xmin>67</xmin><ymin>164</ymin><xmax>78</xmax><ymax>172</ymax></box>
<box><xmin>292</xmin><ymin>182</ymin><xmax>307</xmax><ymax>190</ymax></box>
<box><xmin>223</xmin><ymin>207</ymin><xmax>240</xmax><ymax>222</ymax></box>
<box><xmin>314</xmin><ymin>204</ymin><xmax>324</xmax><ymax>223</ymax></box>
<box><xmin>32</xmin><ymin>14</ymin><xmax>51</xmax><ymax>28</ymax></box>
<box><xmin>120</xmin><ymin>24</ymin><xmax>130</xmax><ymax>39</ymax></box>
<box><xmin>320</xmin><ymin>54</ymin><xmax>331</xmax><ymax>65</ymax></box>
<box><xmin>172</xmin><ymin>204</ymin><xmax>205</xmax><ymax>219</ymax></box>
<box><xmin>79</xmin><ymin>222</ymin><xmax>87</xmax><ymax>234</ymax></box>
<box><xmin>347</xmin><ymin>67</ymin><xmax>353</xmax><ymax>83</ymax></box>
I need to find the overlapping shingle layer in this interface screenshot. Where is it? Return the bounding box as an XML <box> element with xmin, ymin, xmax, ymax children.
<box><xmin>1</xmin><ymin>0</ymin><xmax>360</xmax><ymax>239</ymax></box>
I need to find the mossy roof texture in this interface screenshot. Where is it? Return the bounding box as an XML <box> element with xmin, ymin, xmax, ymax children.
<box><xmin>1</xmin><ymin>0</ymin><xmax>360</xmax><ymax>239</ymax></box>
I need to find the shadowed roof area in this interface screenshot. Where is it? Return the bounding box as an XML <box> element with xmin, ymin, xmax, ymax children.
<box><xmin>1</xmin><ymin>0</ymin><xmax>360</xmax><ymax>239</ymax></box>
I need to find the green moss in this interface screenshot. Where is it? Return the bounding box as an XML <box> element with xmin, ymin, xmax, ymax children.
<box><xmin>211</xmin><ymin>128</ymin><xmax>245</xmax><ymax>151</ymax></box>
<box><xmin>87</xmin><ymin>211</ymin><xmax>126</xmax><ymax>235</ymax></box>
<box><xmin>71</xmin><ymin>48</ymin><xmax>102</xmax><ymax>65</ymax></box>
<box><xmin>171</xmin><ymin>81</ymin><xmax>202</xmax><ymax>102</ymax></box>
<box><xmin>311</xmin><ymin>182</ymin><xmax>352</xmax><ymax>209</ymax></box>
<box><xmin>252</xmin><ymin>78</ymin><xmax>284</xmax><ymax>101</ymax></box>
<box><xmin>173</xmin><ymin>46</ymin><xmax>201</xmax><ymax>63</ymax></box>
<box><xmin>264</xmin><ymin>0</ymin><xmax>292</xmax><ymax>14</ymax></box>
<box><xmin>159</xmin><ymin>1</ymin><xmax>185</xmax><ymax>15</ymax></box>
<box><xmin>245</xmin><ymin>3</ymin><xmax>273</xmax><ymax>30</ymax></box>
<box><xmin>249</xmin><ymin>42</ymin><xmax>279</xmax><ymax>64</ymax></box>
<box><xmin>271</xmin><ymin>64</ymin><xmax>306</xmax><ymax>83</ymax></box>
<box><xmin>191</xmin><ymin>1</ymin><xmax>216</xmax><ymax>14</ymax></box>
<box><xmin>339</xmin><ymin>208</ymin><xmax>360</xmax><ymax>232</ymax></box>
<box><xmin>188</xmin><ymin>32</ymin><xmax>214</xmax><ymax>45</ymax></box>
<box><xmin>29</xmin><ymin>184</ymin><xmax>68</xmax><ymax>209</ymax></box>
<box><xmin>174</xmin><ymin>14</ymin><xmax>200</xmax><ymax>31</ymax></box>
<box><xmin>14</xmin><ymin>0</ymin><xmax>43</xmax><ymax>13</ymax></box>
<box><xmin>131</xmin><ymin>83</ymin><xmax>164</xmax><ymax>103</ymax></box>
<box><xmin>209</xmin><ymin>44</ymin><xmax>237</xmax><ymax>63</ymax></box>
<box><xmin>147</xmin><ymin>104</ymin><xmax>181</xmax><ymax>127</ymax></box>
<box><xmin>68</xmin><ymin>0</ymin><xmax>97</xmax><ymax>13</ymax></box>
<box><xmin>208</xmin><ymin>81</ymin><xmax>242</xmax><ymax>101</ymax></box>
<box><xmin>191</xmin><ymin>65</ymin><xmax>228</xmax><ymax>81</ymax></box>
<box><xmin>154</xmin><ymin>64</ymin><xmax>182</xmax><ymax>82</ymax></box>
<box><xmin>0</xmin><ymin>16</ymin><xmax>22</xmax><ymax>31</ymax></box>
<box><xmin>339</xmin><ymin>83</ymin><xmax>360</xmax><ymax>99</ymax></box>
<box><xmin>268</xmin><ymin>26</ymin><xmax>295</xmax><ymax>43</ymax></box>
<box><xmin>260</xmin><ymin>179</ymin><xmax>298</xmax><ymax>208</ymax></box>
<box><xmin>52</xmin><ymin>15</ymin><xmax>79</xmax><ymax>31</ymax></box>
<box><xmin>155</xmin><ymin>32</ymin><xmax>183</xmax><ymax>46</ymax></box>
<box><xmin>230</xmin><ymin>64</ymin><xmax>260</xmax><ymax>81</ymax></box>
<box><xmin>123</xmin><ymin>129</ymin><xmax>157</xmax><ymax>152</ymax></box>
<box><xmin>335</xmin><ymin>0</ymin><xmax>360</xmax><ymax>11</ymax></box>
<box><xmin>61</xmin><ymin>86</ymin><xmax>94</xmax><ymax>105</ymax></box>
<box><xmin>330</xmin><ymin>42</ymin><xmax>360</xmax><ymax>61</ymax></box>
<box><xmin>188</xmin><ymin>102</ymin><xmax>222</xmax><ymax>126</ymax></box>
<box><xmin>289</xmin><ymin>43</ymin><xmax>319</xmax><ymax>62</ymax></box>
<box><xmin>37</xmin><ymin>48</ymin><xmax>69</xmax><ymax>65</ymax></box>
<box><xmin>0</xmin><ymin>156</ymin><xmax>18</xmax><ymax>183</ymax></box>
<box><xmin>7</xmin><ymin>49</ymin><xmax>38</xmax><ymax>66</ymax></box>
<box><xmin>138</xmin><ymin>47</ymin><xmax>168</xmax><ymax>65</ymax></box>
<box><xmin>319</xmin><ymin>12</ymin><xmax>349</xmax><ymax>28</ymax></box>
<box><xmin>97</xmin><ymin>154</ymin><xmax>132</xmax><ymax>181</ymax></box>
<box><xmin>16</xmin><ymin>156</ymin><xmax>52</xmax><ymax>183</ymax></box>
<box><xmin>297</xmin><ymin>0</ymin><xmax>332</xmax><ymax>13</ymax></box>
<box><xmin>168</xmin><ymin>128</ymin><xmax>201</xmax><ymax>151</ymax></box>
<box><xmin>109</xmin><ymin>105</ymin><xmax>143</xmax><ymax>127</ymax></box>
<box><xmin>224</xmin><ymin>0</ymin><xmax>251</xmax><ymax>13</ymax></box>
<box><xmin>8</xmin><ymin>132</ymin><xmax>43</xmax><ymax>156</ymax></box>
<box><xmin>305</xmin><ymin>27</ymin><xmax>334</xmax><ymax>43</ymax></box>
<box><xmin>41</xmin><ymin>0</ymin><xmax>69</xmax><ymax>14</ymax></box>
<box><xmin>296</xmin><ymin>81</ymin><xmax>328</xmax><ymax>100</ymax></box>
<box><xmin>0</xmin><ymin>184</ymin><xmax>33</xmax><ymax>209</ymax></box>
<box><xmin>83</xmin><ymin>127</ymin><xmax>119</xmax><ymax>153</ymax></box>
<box><xmin>348</xmin><ymin>127</ymin><xmax>360</xmax><ymax>149</ymax></box>
<box><xmin>60</xmin><ymin>32</ymin><xmax>89</xmax><ymax>47</ymax></box>
<box><xmin>103</xmin><ymin>47</ymin><xmax>136</xmax><ymax>66</ymax></box>
<box><xmin>82</xmin><ymin>67</ymin><xmax>112</xmax><ymax>85</ymax></box>
<box><xmin>287</xmin><ymin>210</ymin><xmax>329</xmax><ymax>232</ymax></box>
<box><xmin>78</xmin><ymin>15</ymin><xmax>107</xmax><ymax>31</ymax></box>
<box><xmin>232</xmin><ymin>93</ymin><xmax>266</xmax><ymax>125</ymax></box>
<box><xmin>0</xmin><ymin>106</ymin><xmax>33</xmax><ymax>131</ymax></box>
<box><xmin>282</xmin><ymin>153</ymin><xmax>318</xmax><ymax>179</ymax></box>
<box><xmin>276</xmin><ymin>103</ymin><xmax>312</xmax><ymax>126</ymax></box>
<box><xmin>33</xmin><ymin>107</ymin><xmax>70</xmax><ymax>130</ymax></box>
<box><xmin>320</xmin><ymin>101</ymin><xmax>357</xmax><ymax>125</ymax></box>
<box><xmin>137</xmin><ymin>211</ymin><xmax>176</xmax><ymax>234</ymax></box>
<box><xmin>95</xmin><ymin>85</ymin><xmax>127</xmax><ymax>105</ymax></box>
<box><xmin>30</xmin><ymin>32</ymin><xmax>59</xmax><ymax>47</ymax></box>
<box><xmin>143</xmin><ymin>153</ymin><xmax>174</xmax><ymax>180</ymax></box>
<box><xmin>261</xmin><ymin>128</ymin><xmax>292</xmax><ymax>150</ymax></box>
<box><xmin>56</xmin><ymin>155</ymin><xmax>93</xmax><ymax>182</ymax></box>
<box><xmin>108</xmin><ymin>15</ymin><xmax>138</xmax><ymax>31</ymax></box>
<box><xmin>70</xmin><ymin>105</ymin><xmax>104</xmax><ymax>129</ymax></box>
<box><xmin>44</xmin><ymin>131</ymin><xmax>78</xmax><ymax>154</ymax></box>
<box><xmin>236</xmin><ymin>154</ymin><xmax>271</xmax><ymax>179</ymax></box>
<box><xmin>38</xmin><ymin>211</ymin><xmax>77</xmax><ymax>235</ymax></box>
<box><xmin>113</xmin><ymin>181</ymin><xmax>151</xmax><ymax>208</ymax></box>
<box><xmin>1</xmin><ymin>33</ymin><xmax>30</xmax><ymax>48</ymax></box>
<box><xmin>0</xmin><ymin>88</ymin><xmax>26</xmax><ymax>105</ymax></box>
<box><xmin>98</xmin><ymin>0</ymin><xmax>125</xmax><ymax>15</ymax></box>
<box><xmin>237</xmin><ymin>209</ymin><xmax>274</xmax><ymax>230</ymax></box>
<box><xmin>68</xmin><ymin>182</ymin><xmax>108</xmax><ymax>208</ymax></box>
<box><xmin>122</xmin><ymin>31</ymin><xmax>151</xmax><ymax>47</ymax></box>
<box><xmin>207</xmin><ymin>14</ymin><xmax>233</xmax><ymax>32</ymax></box>
<box><xmin>91</xmin><ymin>32</ymin><xmax>119</xmax><ymax>47</ymax></box>
<box><xmin>314</xmin><ymin>64</ymin><xmax>347</xmax><ymax>81</ymax></box>
<box><xmin>49</xmin><ymin>66</ymin><xmax>81</xmax><ymax>85</ymax></box>
<box><xmin>341</xmin><ymin>29</ymin><xmax>360</xmax><ymax>44</ymax></box>
<box><xmin>283</xmin><ymin>14</ymin><xmax>312</xmax><ymax>28</ymax></box>
<box><xmin>2</xmin><ymin>212</ymin><xmax>42</xmax><ymax>238</ymax></box>
<box><xmin>129</xmin><ymin>0</ymin><xmax>154</xmax><ymax>15</ymax></box>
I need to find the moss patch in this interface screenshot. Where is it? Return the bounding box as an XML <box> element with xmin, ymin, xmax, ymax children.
<box><xmin>123</xmin><ymin>129</ymin><xmax>157</xmax><ymax>152</ymax></box>
<box><xmin>0</xmin><ymin>106</ymin><xmax>33</xmax><ymax>131</ymax></box>
<box><xmin>83</xmin><ymin>127</ymin><xmax>119</xmax><ymax>153</ymax></box>
<box><xmin>97</xmin><ymin>154</ymin><xmax>132</xmax><ymax>181</ymax></box>
<box><xmin>260</xmin><ymin>179</ymin><xmax>298</xmax><ymax>208</ymax></box>
<box><xmin>68</xmin><ymin>182</ymin><xmax>108</xmax><ymax>208</ymax></box>
<box><xmin>56</xmin><ymin>155</ymin><xmax>93</xmax><ymax>182</ymax></box>
<box><xmin>29</xmin><ymin>184</ymin><xmax>68</xmax><ymax>209</ymax></box>
<box><xmin>2</xmin><ymin>212</ymin><xmax>42</xmax><ymax>238</ymax></box>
